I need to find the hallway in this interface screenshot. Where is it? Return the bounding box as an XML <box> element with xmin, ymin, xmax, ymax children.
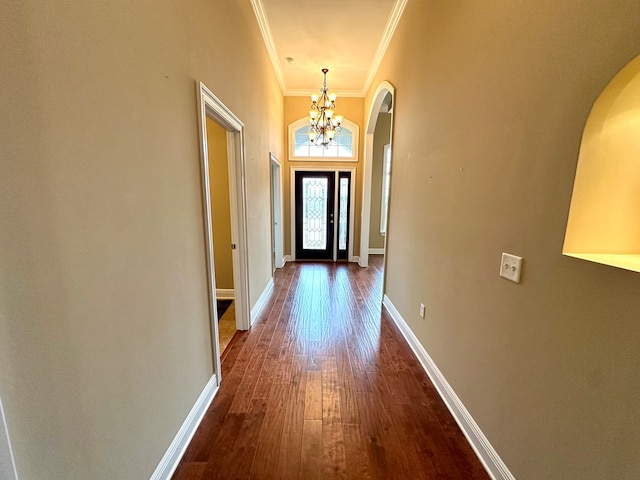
<box><xmin>173</xmin><ymin>258</ymin><xmax>489</xmax><ymax>479</ymax></box>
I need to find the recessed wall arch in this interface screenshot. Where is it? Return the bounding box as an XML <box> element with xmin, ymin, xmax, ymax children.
<box><xmin>360</xmin><ymin>81</ymin><xmax>395</xmax><ymax>269</ymax></box>
<box><xmin>563</xmin><ymin>54</ymin><xmax>640</xmax><ymax>272</ymax></box>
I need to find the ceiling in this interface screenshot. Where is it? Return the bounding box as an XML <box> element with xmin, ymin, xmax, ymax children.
<box><xmin>250</xmin><ymin>0</ymin><xmax>407</xmax><ymax>97</ymax></box>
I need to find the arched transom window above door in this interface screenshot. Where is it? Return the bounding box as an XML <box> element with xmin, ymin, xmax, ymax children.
<box><xmin>288</xmin><ymin>117</ymin><xmax>359</xmax><ymax>162</ymax></box>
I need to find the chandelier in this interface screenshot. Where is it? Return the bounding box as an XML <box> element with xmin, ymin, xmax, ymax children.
<box><xmin>308</xmin><ymin>68</ymin><xmax>343</xmax><ymax>147</ymax></box>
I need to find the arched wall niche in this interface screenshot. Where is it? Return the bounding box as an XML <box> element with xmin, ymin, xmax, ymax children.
<box><xmin>564</xmin><ymin>54</ymin><xmax>640</xmax><ymax>272</ymax></box>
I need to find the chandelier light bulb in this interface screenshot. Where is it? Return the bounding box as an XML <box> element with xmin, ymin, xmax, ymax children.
<box><xmin>329</xmin><ymin>92</ymin><xmax>337</xmax><ymax>102</ymax></box>
<box><xmin>311</xmin><ymin>93</ymin><xmax>319</xmax><ymax>103</ymax></box>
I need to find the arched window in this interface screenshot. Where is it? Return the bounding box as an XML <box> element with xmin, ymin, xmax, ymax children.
<box><xmin>288</xmin><ymin>117</ymin><xmax>359</xmax><ymax>161</ymax></box>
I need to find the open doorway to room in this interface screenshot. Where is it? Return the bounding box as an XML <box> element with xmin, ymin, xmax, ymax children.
<box><xmin>270</xmin><ymin>154</ymin><xmax>284</xmax><ymax>272</ymax></box>
<box><xmin>206</xmin><ymin>118</ymin><xmax>237</xmax><ymax>357</ymax></box>
<box><xmin>360</xmin><ymin>82</ymin><xmax>395</xmax><ymax>299</ymax></box>
<box><xmin>197</xmin><ymin>82</ymin><xmax>251</xmax><ymax>384</ymax></box>
<box><xmin>368</xmin><ymin>101</ymin><xmax>393</xmax><ymax>275</ymax></box>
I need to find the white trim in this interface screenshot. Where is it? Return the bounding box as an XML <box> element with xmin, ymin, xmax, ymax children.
<box><xmin>248</xmin><ymin>0</ymin><xmax>406</xmax><ymax>97</ymax></box>
<box><xmin>360</xmin><ymin>81</ymin><xmax>395</xmax><ymax>269</ymax></box>
<box><xmin>248</xmin><ymin>0</ymin><xmax>286</xmax><ymax>94</ymax></box>
<box><xmin>150</xmin><ymin>375</ymin><xmax>219</xmax><ymax>480</ymax></box>
<box><xmin>382</xmin><ymin>295</ymin><xmax>516</xmax><ymax>480</ymax></box>
<box><xmin>368</xmin><ymin>248</ymin><xmax>385</xmax><ymax>255</ymax></box>
<box><xmin>0</xmin><ymin>396</ymin><xmax>18</xmax><ymax>480</ymax></box>
<box><xmin>197</xmin><ymin>81</ymin><xmax>252</xmax><ymax>384</ymax></box>
<box><xmin>270</xmin><ymin>154</ymin><xmax>285</xmax><ymax>270</ymax></box>
<box><xmin>275</xmin><ymin>0</ymin><xmax>407</xmax><ymax>98</ymax></box>
<box><xmin>251</xmin><ymin>278</ymin><xmax>274</xmax><ymax>326</ymax></box>
<box><xmin>288</xmin><ymin>117</ymin><xmax>360</xmax><ymax>162</ymax></box>
<box><xmin>283</xmin><ymin>255</ymin><xmax>292</xmax><ymax>264</ymax></box>
<box><xmin>215</xmin><ymin>289</ymin><xmax>235</xmax><ymax>300</ymax></box>
<box><xmin>290</xmin><ymin>167</ymin><xmax>356</xmax><ymax>262</ymax></box>
<box><xmin>351</xmin><ymin>256</ymin><xmax>360</xmax><ymax>263</ymax></box>
<box><xmin>362</xmin><ymin>0</ymin><xmax>409</xmax><ymax>94</ymax></box>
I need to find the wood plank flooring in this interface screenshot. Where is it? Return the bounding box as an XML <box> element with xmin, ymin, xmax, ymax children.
<box><xmin>173</xmin><ymin>257</ymin><xmax>490</xmax><ymax>480</ymax></box>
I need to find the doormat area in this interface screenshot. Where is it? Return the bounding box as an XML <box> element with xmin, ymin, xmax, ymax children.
<box><xmin>217</xmin><ymin>299</ymin><xmax>233</xmax><ymax>320</ymax></box>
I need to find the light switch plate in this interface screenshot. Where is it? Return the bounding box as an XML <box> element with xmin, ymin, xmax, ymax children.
<box><xmin>500</xmin><ymin>253</ymin><xmax>523</xmax><ymax>283</ymax></box>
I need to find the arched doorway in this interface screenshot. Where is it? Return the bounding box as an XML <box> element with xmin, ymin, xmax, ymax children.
<box><xmin>359</xmin><ymin>82</ymin><xmax>395</xmax><ymax>298</ymax></box>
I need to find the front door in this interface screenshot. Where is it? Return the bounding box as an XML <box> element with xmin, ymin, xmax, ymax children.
<box><xmin>295</xmin><ymin>171</ymin><xmax>335</xmax><ymax>260</ymax></box>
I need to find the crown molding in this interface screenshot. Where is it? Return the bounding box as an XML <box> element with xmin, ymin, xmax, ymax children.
<box><xmin>284</xmin><ymin>88</ymin><xmax>366</xmax><ymax>98</ymax></box>
<box><xmin>362</xmin><ymin>0</ymin><xmax>408</xmax><ymax>95</ymax></box>
<box><xmin>249</xmin><ymin>0</ymin><xmax>286</xmax><ymax>94</ymax></box>
<box><xmin>250</xmin><ymin>0</ymin><xmax>407</xmax><ymax>97</ymax></box>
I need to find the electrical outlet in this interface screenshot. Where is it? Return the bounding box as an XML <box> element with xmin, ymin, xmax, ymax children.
<box><xmin>500</xmin><ymin>253</ymin><xmax>523</xmax><ymax>283</ymax></box>
<box><xmin>419</xmin><ymin>303</ymin><xmax>426</xmax><ymax>319</ymax></box>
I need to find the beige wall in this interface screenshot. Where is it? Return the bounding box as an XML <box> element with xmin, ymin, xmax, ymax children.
<box><xmin>365</xmin><ymin>1</ymin><xmax>640</xmax><ymax>479</ymax></box>
<box><xmin>282</xmin><ymin>96</ymin><xmax>364</xmax><ymax>257</ymax></box>
<box><xmin>369</xmin><ymin>112</ymin><xmax>391</xmax><ymax>249</ymax></box>
<box><xmin>0</xmin><ymin>1</ymin><xmax>282</xmax><ymax>479</ymax></box>
<box><xmin>206</xmin><ymin>118</ymin><xmax>234</xmax><ymax>290</ymax></box>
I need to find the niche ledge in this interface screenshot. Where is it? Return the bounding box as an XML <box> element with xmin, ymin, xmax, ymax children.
<box><xmin>563</xmin><ymin>253</ymin><xmax>640</xmax><ymax>273</ymax></box>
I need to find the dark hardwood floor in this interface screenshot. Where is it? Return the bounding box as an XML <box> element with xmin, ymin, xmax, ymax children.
<box><xmin>172</xmin><ymin>256</ymin><xmax>490</xmax><ymax>480</ymax></box>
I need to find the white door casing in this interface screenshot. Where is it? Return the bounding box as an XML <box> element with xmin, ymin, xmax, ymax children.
<box><xmin>270</xmin><ymin>154</ymin><xmax>285</xmax><ymax>269</ymax></box>
<box><xmin>197</xmin><ymin>81</ymin><xmax>252</xmax><ymax>385</ymax></box>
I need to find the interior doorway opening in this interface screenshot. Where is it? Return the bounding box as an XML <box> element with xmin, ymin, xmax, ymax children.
<box><xmin>206</xmin><ymin>118</ymin><xmax>237</xmax><ymax>359</ymax></box>
<box><xmin>197</xmin><ymin>82</ymin><xmax>251</xmax><ymax>385</ymax></box>
<box><xmin>270</xmin><ymin>154</ymin><xmax>284</xmax><ymax>272</ymax></box>
<box><xmin>360</xmin><ymin>82</ymin><xmax>395</xmax><ymax>299</ymax></box>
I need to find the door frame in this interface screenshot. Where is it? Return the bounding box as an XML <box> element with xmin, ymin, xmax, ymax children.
<box><xmin>359</xmin><ymin>81</ymin><xmax>395</xmax><ymax>268</ymax></box>
<box><xmin>270</xmin><ymin>153</ymin><xmax>284</xmax><ymax>270</ymax></box>
<box><xmin>0</xmin><ymin>395</ymin><xmax>18</xmax><ymax>480</ymax></box>
<box><xmin>197</xmin><ymin>81</ymin><xmax>252</xmax><ymax>384</ymax></box>
<box><xmin>290</xmin><ymin>166</ymin><xmax>356</xmax><ymax>262</ymax></box>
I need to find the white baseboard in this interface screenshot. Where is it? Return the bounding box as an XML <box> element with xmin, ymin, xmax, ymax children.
<box><xmin>215</xmin><ymin>289</ymin><xmax>235</xmax><ymax>300</ymax></box>
<box><xmin>382</xmin><ymin>295</ymin><xmax>515</xmax><ymax>480</ymax></box>
<box><xmin>368</xmin><ymin>248</ymin><xmax>385</xmax><ymax>255</ymax></box>
<box><xmin>251</xmin><ymin>278</ymin><xmax>274</xmax><ymax>326</ymax></box>
<box><xmin>0</xmin><ymin>396</ymin><xmax>18</xmax><ymax>480</ymax></box>
<box><xmin>283</xmin><ymin>255</ymin><xmax>292</xmax><ymax>264</ymax></box>
<box><xmin>350</xmin><ymin>256</ymin><xmax>360</xmax><ymax>263</ymax></box>
<box><xmin>150</xmin><ymin>375</ymin><xmax>219</xmax><ymax>480</ymax></box>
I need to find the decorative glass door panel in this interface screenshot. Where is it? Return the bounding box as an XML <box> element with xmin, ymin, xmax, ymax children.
<box><xmin>337</xmin><ymin>172</ymin><xmax>351</xmax><ymax>260</ymax></box>
<box><xmin>302</xmin><ymin>177</ymin><xmax>328</xmax><ymax>250</ymax></box>
<box><xmin>295</xmin><ymin>171</ymin><xmax>335</xmax><ymax>260</ymax></box>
